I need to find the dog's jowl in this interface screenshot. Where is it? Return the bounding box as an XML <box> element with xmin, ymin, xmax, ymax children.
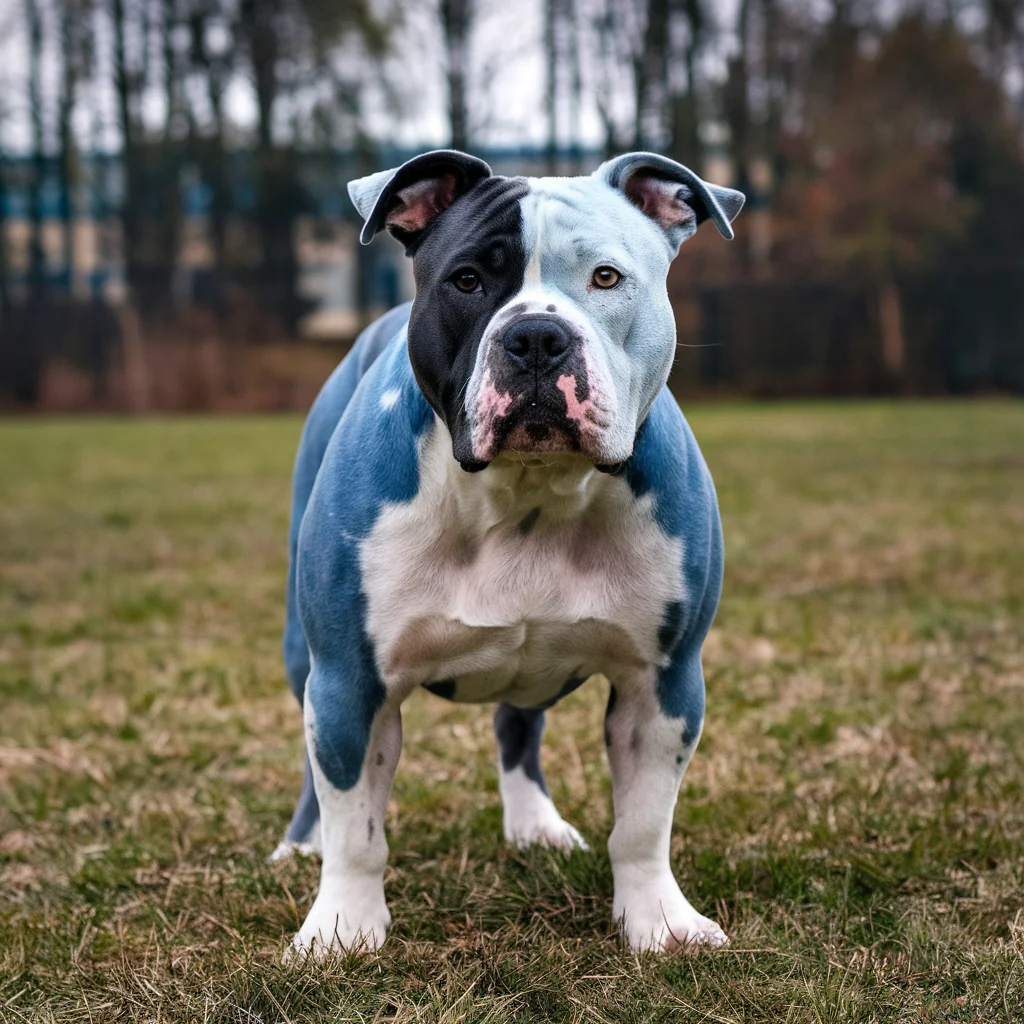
<box><xmin>274</xmin><ymin>149</ymin><xmax>744</xmax><ymax>955</ymax></box>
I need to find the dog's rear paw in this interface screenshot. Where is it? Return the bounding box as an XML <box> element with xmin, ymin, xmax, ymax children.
<box><xmin>269</xmin><ymin>823</ymin><xmax>322</xmax><ymax>863</ymax></box>
<box><xmin>269</xmin><ymin>839</ymin><xmax>321</xmax><ymax>863</ymax></box>
<box><xmin>615</xmin><ymin>875</ymin><xmax>727</xmax><ymax>953</ymax></box>
<box><xmin>506</xmin><ymin>811</ymin><xmax>589</xmax><ymax>853</ymax></box>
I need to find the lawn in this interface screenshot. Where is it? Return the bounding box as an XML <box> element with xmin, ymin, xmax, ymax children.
<box><xmin>0</xmin><ymin>402</ymin><xmax>1022</xmax><ymax>1023</ymax></box>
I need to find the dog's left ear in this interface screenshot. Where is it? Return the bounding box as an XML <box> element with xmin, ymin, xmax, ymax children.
<box><xmin>597</xmin><ymin>152</ymin><xmax>745</xmax><ymax>250</ymax></box>
<box><xmin>348</xmin><ymin>149</ymin><xmax>492</xmax><ymax>250</ymax></box>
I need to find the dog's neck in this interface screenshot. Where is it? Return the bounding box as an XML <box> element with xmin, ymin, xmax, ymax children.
<box><xmin>430</xmin><ymin>416</ymin><xmax>614</xmax><ymax>533</ymax></box>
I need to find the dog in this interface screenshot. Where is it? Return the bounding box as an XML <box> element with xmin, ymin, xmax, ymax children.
<box><xmin>273</xmin><ymin>149</ymin><xmax>744</xmax><ymax>955</ymax></box>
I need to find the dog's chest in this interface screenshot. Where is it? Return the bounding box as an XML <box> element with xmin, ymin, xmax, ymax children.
<box><xmin>358</xmin><ymin>428</ymin><xmax>683</xmax><ymax>706</ymax></box>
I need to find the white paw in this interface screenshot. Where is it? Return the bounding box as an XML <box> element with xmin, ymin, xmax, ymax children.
<box><xmin>615</xmin><ymin>874</ymin><xmax>727</xmax><ymax>952</ymax></box>
<box><xmin>506</xmin><ymin>809</ymin><xmax>590</xmax><ymax>853</ymax></box>
<box><xmin>269</xmin><ymin>838</ymin><xmax>322</xmax><ymax>863</ymax></box>
<box><xmin>289</xmin><ymin>888</ymin><xmax>390</xmax><ymax>959</ymax></box>
<box><xmin>269</xmin><ymin>822</ymin><xmax>322</xmax><ymax>863</ymax></box>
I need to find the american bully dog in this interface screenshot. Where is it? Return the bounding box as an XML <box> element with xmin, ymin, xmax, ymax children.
<box><xmin>273</xmin><ymin>149</ymin><xmax>744</xmax><ymax>955</ymax></box>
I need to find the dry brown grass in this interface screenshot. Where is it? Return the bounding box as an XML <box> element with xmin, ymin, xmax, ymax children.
<box><xmin>1</xmin><ymin>402</ymin><xmax>1022</xmax><ymax>1022</ymax></box>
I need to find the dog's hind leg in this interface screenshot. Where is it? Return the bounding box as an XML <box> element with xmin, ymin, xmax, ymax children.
<box><xmin>270</xmin><ymin>591</ymin><xmax>321</xmax><ymax>861</ymax></box>
<box><xmin>270</xmin><ymin>752</ymin><xmax>321</xmax><ymax>861</ymax></box>
<box><xmin>493</xmin><ymin>704</ymin><xmax>588</xmax><ymax>852</ymax></box>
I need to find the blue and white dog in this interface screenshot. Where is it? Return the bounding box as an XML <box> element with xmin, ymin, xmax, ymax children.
<box><xmin>275</xmin><ymin>150</ymin><xmax>744</xmax><ymax>955</ymax></box>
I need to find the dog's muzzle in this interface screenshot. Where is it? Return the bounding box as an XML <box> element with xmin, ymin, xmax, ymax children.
<box><xmin>462</xmin><ymin>313</ymin><xmax>618</xmax><ymax>472</ymax></box>
<box><xmin>493</xmin><ymin>315</ymin><xmax>585</xmax><ymax>452</ymax></box>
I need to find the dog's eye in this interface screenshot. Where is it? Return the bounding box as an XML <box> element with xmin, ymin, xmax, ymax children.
<box><xmin>451</xmin><ymin>270</ymin><xmax>482</xmax><ymax>293</ymax></box>
<box><xmin>592</xmin><ymin>266</ymin><xmax>621</xmax><ymax>289</ymax></box>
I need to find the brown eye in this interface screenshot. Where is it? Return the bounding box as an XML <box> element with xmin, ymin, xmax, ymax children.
<box><xmin>452</xmin><ymin>270</ymin><xmax>481</xmax><ymax>293</ymax></box>
<box><xmin>592</xmin><ymin>266</ymin><xmax>621</xmax><ymax>289</ymax></box>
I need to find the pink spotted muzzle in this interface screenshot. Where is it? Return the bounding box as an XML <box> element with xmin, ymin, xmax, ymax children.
<box><xmin>467</xmin><ymin>314</ymin><xmax>616</xmax><ymax>469</ymax></box>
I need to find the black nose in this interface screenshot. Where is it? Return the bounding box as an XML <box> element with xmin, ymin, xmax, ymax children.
<box><xmin>501</xmin><ymin>317</ymin><xmax>571</xmax><ymax>370</ymax></box>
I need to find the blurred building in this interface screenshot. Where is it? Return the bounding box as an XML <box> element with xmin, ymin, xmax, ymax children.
<box><xmin>1</xmin><ymin>145</ymin><xmax>648</xmax><ymax>341</ymax></box>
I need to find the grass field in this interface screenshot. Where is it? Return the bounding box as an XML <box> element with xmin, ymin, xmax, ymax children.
<box><xmin>1</xmin><ymin>402</ymin><xmax>1022</xmax><ymax>1023</ymax></box>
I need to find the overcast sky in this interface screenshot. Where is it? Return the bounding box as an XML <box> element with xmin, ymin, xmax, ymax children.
<box><xmin>0</xmin><ymin>0</ymin><xmax>742</xmax><ymax>155</ymax></box>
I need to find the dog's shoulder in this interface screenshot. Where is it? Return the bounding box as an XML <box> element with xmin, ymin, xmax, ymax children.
<box><xmin>295</xmin><ymin>303</ymin><xmax>414</xmax><ymax>478</ymax></box>
<box><xmin>298</xmin><ymin>311</ymin><xmax>433</xmax><ymax>550</ymax></box>
<box><xmin>624</xmin><ymin>387</ymin><xmax>723</xmax><ymax>667</ymax></box>
<box><xmin>624</xmin><ymin>389</ymin><xmax>717</xmax><ymax>533</ymax></box>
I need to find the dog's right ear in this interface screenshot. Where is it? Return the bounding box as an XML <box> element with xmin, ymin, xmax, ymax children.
<box><xmin>348</xmin><ymin>150</ymin><xmax>492</xmax><ymax>251</ymax></box>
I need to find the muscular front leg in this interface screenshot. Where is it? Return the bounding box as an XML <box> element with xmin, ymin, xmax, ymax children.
<box><xmin>494</xmin><ymin>704</ymin><xmax>588</xmax><ymax>852</ymax></box>
<box><xmin>604</xmin><ymin>669</ymin><xmax>727</xmax><ymax>951</ymax></box>
<box><xmin>293</xmin><ymin>686</ymin><xmax>402</xmax><ymax>955</ymax></box>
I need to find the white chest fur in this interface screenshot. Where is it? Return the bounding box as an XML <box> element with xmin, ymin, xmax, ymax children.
<box><xmin>359</xmin><ymin>420</ymin><xmax>683</xmax><ymax>706</ymax></box>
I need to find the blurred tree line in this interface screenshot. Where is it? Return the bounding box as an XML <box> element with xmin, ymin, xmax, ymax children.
<box><xmin>0</xmin><ymin>0</ymin><xmax>1022</xmax><ymax>409</ymax></box>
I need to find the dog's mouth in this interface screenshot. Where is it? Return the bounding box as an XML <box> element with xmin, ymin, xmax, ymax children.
<box><xmin>459</xmin><ymin>399</ymin><xmax>624</xmax><ymax>474</ymax></box>
<box><xmin>500</xmin><ymin>402</ymin><xmax>580</xmax><ymax>455</ymax></box>
<box><xmin>460</xmin><ymin>356</ymin><xmax>621</xmax><ymax>473</ymax></box>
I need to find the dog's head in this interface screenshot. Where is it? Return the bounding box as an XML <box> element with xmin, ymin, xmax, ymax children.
<box><xmin>349</xmin><ymin>150</ymin><xmax>744</xmax><ymax>472</ymax></box>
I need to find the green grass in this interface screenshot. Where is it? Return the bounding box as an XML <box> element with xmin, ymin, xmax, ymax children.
<box><xmin>1</xmin><ymin>402</ymin><xmax>1022</xmax><ymax>1022</ymax></box>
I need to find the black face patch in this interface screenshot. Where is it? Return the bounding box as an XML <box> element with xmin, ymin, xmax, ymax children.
<box><xmin>405</xmin><ymin>176</ymin><xmax>530</xmax><ymax>468</ymax></box>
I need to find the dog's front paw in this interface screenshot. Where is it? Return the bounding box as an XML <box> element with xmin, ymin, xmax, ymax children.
<box><xmin>614</xmin><ymin>873</ymin><xmax>727</xmax><ymax>952</ymax></box>
<box><xmin>289</xmin><ymin>887</ymin><xmax>390</xmax><ymax>959</ymax></box>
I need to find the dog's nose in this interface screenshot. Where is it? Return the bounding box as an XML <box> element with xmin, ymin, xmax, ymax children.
<box><xmin>502</xmin><ymin>317</ymin><xmax>571</xmax><ymax>370</ymax></box>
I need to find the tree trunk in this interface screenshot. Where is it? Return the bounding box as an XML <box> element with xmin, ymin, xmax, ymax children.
<box><xmin>724</xmin><ymin>0</ymin><xmax>753</xmax><ymax>269</ymax></box>
<box><xmin>112</xmin><ymin>0</ymin><xmax>140</xmax><ymax>299</ymax></box>
<box><xmin>0</xmin><ymin>154</ymin><xmax>10</xmax><ymax>320</ymax></box>
<box><xmin>879</xmin><ymin>280</ymin><xmax>905</xmax><ymax>380</ymax></box>
<box><xmin>594</xmin><ymin>1</ymin><xmax>622</xmax><ymax>159</ymax></box>
<box><xmin>192</xmin><ymin>6</ymin><xmax>230</xmax><ymax>318</ymax></box>
<box><xmin>440</xmin><ymin>0</ymin><xmax>473</xmax><ymax>150</ymax></box>
<box><xmin>25</xmin><ymin>0</ymin><xmax>46</xmax><ymax>303</ymax></box>
<box><xmin>120</xmin><ymin>302</ymin><xmax>151</xmax><ymax>412</ymax></box>
<box><xmin>206</xmin><ymin>74</ymin><xmax>230</xmax><ymax>317</ymax></box>
<box><xmin>634</xmin><ymin>0</ymin><xmax>669</xmax><ymax>150</ymax></box>
<box><xmin>670</xmin><ymin>0</ymin><xmax>704</xmax><ymax>167</ymax></box>
<box><xmin>57</xmin><ymin>0</ymin><xmax>77</xmax><ymax>295</ymax></box>
<box><xmin>157</xmin><ymin>0</ymin><xmax>182</xmax><ymax>307</ymax></box>
<box><xmin>726</xmin><ymin>0</ymin><xmax>751</xmax><ymax>186</ymax></box>
<box><xmin>566</xmin><ymin>0</ymin><xmax>583</xmax><ymax>172</ymax></box>
<box><xmin>111</xmin><ymin>0</ymin><xmax>149</xmax><ymax>408</ymax></box>
<box><xmin>242</xmin><ymin>0</ymin><xmax>302</xmax><ymax>333</ymax></box>
<box><xmin>545</xmin><ymin>0</ymin><xmax>558</xmax><ymax>174</ymax></box>
<box><xmin>760</xmin><ymin>0</ymin><xmax>786</xmax><ymax>191</ymax></box>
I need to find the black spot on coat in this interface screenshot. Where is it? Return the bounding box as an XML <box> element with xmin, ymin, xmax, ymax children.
<box><xmin>423</xmin><ymin>679</ymin><xmax>457</xmax><ymax>701</ymax></box>
<box><xmin>604</xmin><ymin>685</ymin><xmax>618</xmax><ymax>747</ymax></box>
<box><xmin>518</xmin><ymin>507</ymin><xmax>541</xmax><ymax>534</ymax></box>
<box><xmin>658</xmin><ymin>600</ymin><xmax>685</xmax><ymax>654</ymax></box>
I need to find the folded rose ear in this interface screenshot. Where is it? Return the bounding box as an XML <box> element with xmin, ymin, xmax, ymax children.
<box><xmin>347</xmin><ymin>149</ymin><xmax>492</xmax><ymax>251</ymax></box>
<box><xmin>596</xmin><ymin>152</ymin><xmax>745</xmax><ymax>252</ymax></box>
